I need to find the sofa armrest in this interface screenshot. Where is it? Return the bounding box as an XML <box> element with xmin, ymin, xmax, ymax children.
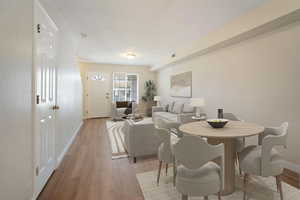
<box><xmin>125</xmin><ymin>122</ymin><xmax>160</xmax><ymax>157</ymax></box>
<box><xmin>152</xmin><ymin>106</ymin><xmax>165</xmax><ymax>113</ymax></box>
<box><xmin>177</xmin><ymin>113</ymin><xmax>195</xmax><ymax>123</ymax></box>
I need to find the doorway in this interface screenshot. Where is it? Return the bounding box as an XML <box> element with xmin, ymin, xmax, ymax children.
<box><xmin>85</xmin><ymin>72</ymin><xmax>112</xmax><ymax>118</ymax></box>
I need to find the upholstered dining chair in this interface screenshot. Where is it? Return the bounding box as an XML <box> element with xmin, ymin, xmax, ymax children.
<box><xmin>158</xmin><ymin>120</ymin><xmax>182</xmax><ymax>186</ymax></box>
<box><xmin>240</xmin><ymin>122</ymin><xmax>288</xmax><ymax>200</ymax></box>
<box><xmin>173</xmin><ymin>136</ymin><xmax>224</xmax><ymax>200</ymax></box>
<box><xmin>154</xmin><ymin>119</ymin><xmax>175</xmax><ymax>185</ymax></box>
<box><xmin>223</xmin><ymin>113</ymin><xmax>245</xmax><ymax>175</ymax></box>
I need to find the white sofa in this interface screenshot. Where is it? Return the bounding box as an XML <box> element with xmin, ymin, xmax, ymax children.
<box><xmin>152</xmin><ymin>101</ymin><xmax>196</xmax><ymax>123</ymax></box>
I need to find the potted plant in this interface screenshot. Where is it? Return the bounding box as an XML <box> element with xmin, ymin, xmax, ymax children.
<box><xmin>142</xmin><ymin>80</ymin><xmax>157</xmax><ymax>117</ymax></box>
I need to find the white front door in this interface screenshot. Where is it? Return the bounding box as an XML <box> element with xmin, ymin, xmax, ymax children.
<box><xmin>34</xmin><ymin>1</ymin><xmax>58</xmax><ymax>197</ymax></box>
<box><xmin>86</xmin><ymin>72</ymin><xmax>111</xmax><ymax>118</ymax></box>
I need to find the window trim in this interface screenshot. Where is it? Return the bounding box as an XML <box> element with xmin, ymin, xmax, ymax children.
<box><xmin>112</xmin><ymin>72</ymin><xmax>139</xmax><ymax>104</ymax></box>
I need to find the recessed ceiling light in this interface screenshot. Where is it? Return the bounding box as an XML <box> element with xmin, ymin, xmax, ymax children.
<box><xmin>123</xmin><ymin>52</ymin><xmax>136</xmax><ymax>59</ymax></box>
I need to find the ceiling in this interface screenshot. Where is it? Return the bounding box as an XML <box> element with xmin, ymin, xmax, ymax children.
<box><xmin>43</xmin><ymin>0</ymin><xmax>270</xmax><ymax>67</ymax></box>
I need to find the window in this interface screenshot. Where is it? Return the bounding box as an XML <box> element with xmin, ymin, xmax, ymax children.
<box><xmin>91</xmin><ymin>73</ymin><xmax>105</xmax><ymax>81</ymax></box>
<box><xmin>112</xmin><ymin>72</ymin><xmax>139</xmax><ymax>103</ymax></box>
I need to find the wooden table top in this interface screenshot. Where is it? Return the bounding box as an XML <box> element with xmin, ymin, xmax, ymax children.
<box><xmin>179</xmin><ymin>121</ymin><xmax>264</xmax><ymax>138</ymax></box>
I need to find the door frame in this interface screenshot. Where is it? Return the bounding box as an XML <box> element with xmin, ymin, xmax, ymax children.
<box><xmin>85</xmin><ymin>71</ymin><xmax>112</xmax><ymax>118</ymax></box>
<box><xmin>32</xmin><ymin>0</ymin><xmax>59</xmax><ymax>199</ymax></box>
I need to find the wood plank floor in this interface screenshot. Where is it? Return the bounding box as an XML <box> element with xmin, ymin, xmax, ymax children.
<box><xmin>38</xmin><ymin>118</ymin><xmax>157</xmax><ymax>200</ymax></box>
<box><xmin>38</xmin><ymin>118</ymin><xmax>299</xmax><ymax>200</ymax></box>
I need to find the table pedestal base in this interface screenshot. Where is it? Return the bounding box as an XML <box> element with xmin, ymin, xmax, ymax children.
<box><xmin>208</xmin><ymin>138</ymin><xmax>236</xmax><ymax>196</ymax></box>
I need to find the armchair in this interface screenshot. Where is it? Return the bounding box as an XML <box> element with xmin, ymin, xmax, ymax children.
<box><xmin>111</xmin><ymin>101</ymin><xmax>136</xmax><ymax>121</ymax></box>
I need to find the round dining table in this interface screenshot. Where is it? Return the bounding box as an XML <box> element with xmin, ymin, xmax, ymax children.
<box><xmin>179</xmin><ymin>120</ymin><xmax>264</xmax><ymax>195</ymax></box>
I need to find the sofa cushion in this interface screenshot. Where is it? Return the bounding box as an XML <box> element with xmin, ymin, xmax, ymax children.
<box><xmin>154</xmin><ymin>112</ymin><xmax>178</xmax><ymax>122</ymax></box>
<box><xmin>167</xmin><ymin>102</ymin><xmax>175</xmax><ymax>112</ymax></box>
<box><xmin>172</xmin><ymin>102</ymin><xmax>183</xmax><ymax>114</ymax></box>
<box><xmin>182</xmin><ymin>102</ymin><xmax>195</xmax><ymax>113</ymax></box>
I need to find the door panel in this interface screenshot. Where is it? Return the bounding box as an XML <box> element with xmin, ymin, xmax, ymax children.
<box><xmin>86</xmin><ymin>72</ymin><xmax>111</xmax><ymax>118</ymax></box>
<box><xmin>34</xmin><ymin>1</ymin><xmax>58</xmax><ymax>197</ymax></box>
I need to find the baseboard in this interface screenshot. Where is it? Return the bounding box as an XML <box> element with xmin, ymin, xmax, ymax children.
<box><xmin>282</xmin><ymin>161</ymin><xmax>300</xmax><ymax>189</ymax></box>
<box><xmin>31</xmin><ymin>121</ymin><xmax>84</xmax><ymax>200</ymax></box>
<box><xmin>56</xmin><ymin>121</ymin><xmax>83</xmax><ymax>168</ymax></box>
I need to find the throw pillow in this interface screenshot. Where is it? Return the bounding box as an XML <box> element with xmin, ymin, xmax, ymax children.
<box><xmin>167</xmin><ymin>102</ymin><xmax>175</xmax><ymax>112</ymax></box>
<box><xmin>160</xmin><ymin>102</ymin><xmax>169</xmax><ymax>111</ymax></box>
<box><xmin>182</xmin><ymin>103</ymin><xmax>195</xmax><ymax>113</ymax></box>
<box><xmin>172</xmin><ymin>102</ymin><xmax>183</xmax><ymax>114</ymax></box>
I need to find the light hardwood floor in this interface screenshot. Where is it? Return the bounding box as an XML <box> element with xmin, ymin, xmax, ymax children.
<box><xmin>37</xmin><ymin>118</ymin><xmax>157</xmax><ymax>200</ymax></box>
<box><xmin>38</xmin><ymin>118</ymin><xmax>299</xmax><ymax>200</ymax></box>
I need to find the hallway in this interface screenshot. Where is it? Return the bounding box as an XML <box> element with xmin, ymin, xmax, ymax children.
<box><xmin>38</xmin><ymin>118</ymin><xmax>155</xmax><ymax>200</ymax></box>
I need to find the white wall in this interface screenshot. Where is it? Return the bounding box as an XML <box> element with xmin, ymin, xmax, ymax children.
<box><xmin>0</xmin><ymin>1</ymin><xmax>83</xmax><ymax>199</ymax></box>
<box><xmin>0</xmin><ymin>1</ymin><xmax>34</xmax><ymax>200</ymax></box>
<box><xmin>157</xmin><ymin>21</ymin><xmax>300</xmax><ymax>167</ymax></box>
<box><xmin>153</xmin><ymin>0</ymin><xmax>300</xmax><ymax>70</ymax></box>
<box><xmin>40</xmin><ymin>1</ymin><xmax>83</xmax><ymax>165</ymax></box>
<box><xmin>80</xmin><ymin>63</ymin><xmax>156</xmax><ymax>118</ymax></box>
<box><xmin>55</xmin><ymin>26</ymin><xmax>83</xmax><ymax>163</ymax></box>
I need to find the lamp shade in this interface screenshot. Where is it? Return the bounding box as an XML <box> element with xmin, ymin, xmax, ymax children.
<box><xmin>190</xmin><ymin>98</ymin><xmax>205</xmax><ymax>107</ymax></box>
<box><xmin>154</xmin><ymin>96</ymin><xmax>161</xmax><ymax>101</ymax></box>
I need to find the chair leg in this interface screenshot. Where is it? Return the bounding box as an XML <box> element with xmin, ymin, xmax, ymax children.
<box><xmin>181</xmin><ymin>194</ymin><xmax>188</xmax><ymax>200</ymax></box>
<box><xmin>236</xmin><ymin>153</ymin><xmax>242</xmax><ymax>175</ymax></box>
<box><xmin>157</xmin><ymin>161</ymin><xmax>162</xmax><ymax>186</ymax></box>
<box><xmin>243</xmin><ymin>173</ymin><xmax>249</xmax><ymax>200</ymax></box>
<box><xmin>218</xmin><ymin>192</ymin><xmax>221</xmax><ymax>200</ymax></box>
<box><xmin>166</xmin><ymin>163</ymin><xmax>168</xmax><ymax>175</ymax></box>
<box><xmin>276</xmin><ymin>176</ymin><xmax>280</xmax><ymax>192</ymax></box>
<box><xmin>276</xmin><ymin>176</ymin><xmax>284</xmax><ymax>200</ymax></box>
<box><xmin>173</xmin><ymin>157</ymin><xmax>176</xmax><ymax>186</ymax></box>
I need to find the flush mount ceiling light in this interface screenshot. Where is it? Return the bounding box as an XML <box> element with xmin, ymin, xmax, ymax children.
<box><xmin>123</xmin><ymin>52</ymin><xmax>136</xmax><ymax>59</ymax></box>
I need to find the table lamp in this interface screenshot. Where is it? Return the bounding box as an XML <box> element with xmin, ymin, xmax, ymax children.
<box><xmin>154</xmin><ymin>96</ymin><xmax>161</xmax><ymax>106</ymax></box>
<box><xmin>190</xmin><ymin>98</ymin><xmax>205</xmax><ymax>117</ymax></box>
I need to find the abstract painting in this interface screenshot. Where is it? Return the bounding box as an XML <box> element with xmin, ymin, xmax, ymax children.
<box><xmin>170</xmin><ymin>71</ymin><xmax>192</xmax><ymax>97</ymax></box>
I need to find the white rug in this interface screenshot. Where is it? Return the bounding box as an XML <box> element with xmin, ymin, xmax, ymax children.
<box><xmin>106</xmin><ymin>120</ymin><xmax>128</xmax><ymax>159</ymax></box>
<box><xmin>136</xmin><ymin>169</ymin><xmax>300</xmax><ymax>200</ymax></box>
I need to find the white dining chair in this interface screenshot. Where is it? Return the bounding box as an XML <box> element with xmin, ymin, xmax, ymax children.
<box><xmin>173</xmin><ymin>136</ymin><xmax>224</xmax><ymax>200</ymax></box>
<box><xmin>154</xmin><ymin>119</ymin><xmax>176</xmax><ymax>185</ymax></box>
<box><xmin>161</xmin><ymin>120</ymin><xmax>182</xmax><ymax>186</ymax></box>
<box><xmin>223</xmin><ymin>113</ymin><xmax>245</xmax><ymax>175</ymax></box>
<box><xmin>240</xmin><ymin>122</ymin><xmax>288</xmax><ymax>200</ymax></box>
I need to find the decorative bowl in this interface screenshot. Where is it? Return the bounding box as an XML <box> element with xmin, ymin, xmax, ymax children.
<box><xmin>206</xmin><ymin>119</ymin><xmax>229</xmax><ymax>128</ymax></box>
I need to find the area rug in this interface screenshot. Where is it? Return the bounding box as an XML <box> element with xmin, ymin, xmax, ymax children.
<box><xmin>105</xmin><ymin>120</ymin><xmax>128</xmax><ymax>159</ymax></box>
<box><xmin>136</xmin><ymin>169</ymin><xmax>300</xmax><ymax>200</ymax></box>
